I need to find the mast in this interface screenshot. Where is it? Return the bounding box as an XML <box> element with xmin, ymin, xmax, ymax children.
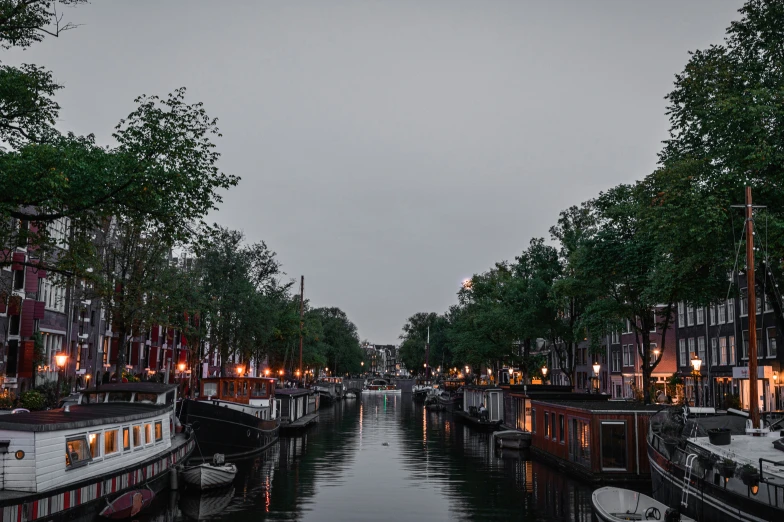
<box><xmin>299</xmin><ymin>275</ymin><xmax>304</xmax><ymax>385</ymax></box>
<box><xmin>745</xmin><ymin>187</ymin><xmax>760</xmax><ymax>429</ymax></box>
<box><xmin>426</xmin><ymin>326</ymin><xmax>430</xmax><ymax>381</ymax></box>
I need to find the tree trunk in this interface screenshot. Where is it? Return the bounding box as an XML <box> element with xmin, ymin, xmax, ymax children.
<box><xmin>115</xmin><ymin>328</ymin><xmax>127</xmax><ymax>378</ymax></box>
<box><xmin>640</xmin><ymin>328</ymin><xmax>652</xmax><ymax>405</ymax></box>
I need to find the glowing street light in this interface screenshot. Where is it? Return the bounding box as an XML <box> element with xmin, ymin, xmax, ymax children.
<box><xmin>55</xmin><ymin>352</ymin><xmax>68</xmax><ymax>369</ymax></box>
<box><xmin>236</xmin><ymin>364</ymin><xmax>245</xmax><ymax>376</ymax></box>
<box><xmin>691</xmin><ymin>353</ymin><xmax>702</xmax><ymax>407</ymax></box>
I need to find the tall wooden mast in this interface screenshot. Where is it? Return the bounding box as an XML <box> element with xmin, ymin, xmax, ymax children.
<box><xmin>745</xmin><ymin>187</ymin><xmax>760</xmax><ymax>429</ymax></box>
<box><xmin>299</xmin><ymin>275</ymin><xmax>304</xmax><ymax>384</ymax></box>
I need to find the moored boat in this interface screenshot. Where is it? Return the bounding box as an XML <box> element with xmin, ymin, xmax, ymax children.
<box><xmin>0</xmin><ymin>383</ymin><xmax>194</xmax><ymax>522</ymax></box>
<box><xmin>313</xmin><ymin>380</ymin><xmax>341</xmax><ymax>405</ymax></box>
<box><xmin>361</xmin><ymin>379</ymin><xmax>401</xmax><ymax>394</ymax></box>
<box><xmin>278</xmin><ymin>388</ymin><xmax>319</xmax><ymax>432</ymax></box>
<box><xmin>492</xmin><ymin>430</ymin><xmax>531</xmax><ymax>449</ymax></box>
<box><xmin>180</xmin><ymin>376</ymin><xmax>280</xmax><ymax>462</ymax></box>
<box><xmin>99</xmin><ymin>488</ymin><xmax>156</xmax><ymax>519</ymax></box>
<box><xmin>592</xmin><ymin>487</ymin><xmax>695</xmax><ymax>522</ymax></box>
<box><xmin>181</xmin><ymin>455</ymin><xmax>237</xmax><ymax>490</ymax></box>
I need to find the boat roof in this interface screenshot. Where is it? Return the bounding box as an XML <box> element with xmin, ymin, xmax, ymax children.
<box><xmin>0</xmin><ymin>403</ymin><xmax>169</xmax><ymax>432</ymax></box>
<box><xmin>529</xmin><ymin>399</ymin><xmax>661</xmax><ymax>412</ymax></box>
<box><xmin>81</xmin><ymin>382</ymin><xmax>178</xmax><ymax>394</ymax></box>
<box><xmin>275</xmin><ymin>389</ymin><xmax>311</xmax><ymax>397</ymax></box>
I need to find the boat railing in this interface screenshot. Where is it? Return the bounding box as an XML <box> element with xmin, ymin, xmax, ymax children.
<box><xmin>758</xmin><ymin>457</ymin><xmax>784</xmax><ymax>503</ymax></box>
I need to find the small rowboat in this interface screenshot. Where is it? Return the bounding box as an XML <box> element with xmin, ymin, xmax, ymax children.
<box><xmin>591</xmin><ymin>487</ymin><xmax>695</xmax><ymax>522</ymax></box>
<box><xmin>99</xmin><ymin>489</ymin><xmax>155</xmax><ymax>519</ymax></box>
<box><xmin>182</xmin><ymin>453</ymin><xmax>237</xmax><ymax>490</ymax></box>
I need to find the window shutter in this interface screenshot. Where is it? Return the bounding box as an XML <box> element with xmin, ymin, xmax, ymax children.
<box><xmin>11</xmin><ymin>252</ymin><xmax>24</xmax><ymax>271</ymax></box>
<box><xmin>34</xmin><ymin>300</ymin><xmax>45</xmax><ymax>319</ymax></box>
<box><xmin>18</xmin><ymin>340</ymin><xmax>35</xmax><ymax>378</ymax></box>
<box><xmin>151</xmin><ymin>326</ymin><xmax>160</xmax><ymax>345</ymax></box>
<box><xmin>148</xmin><ymin>347</ymin><xmax>159</xmax><ymax>370</ymax></box>
<box><xmin>20</xmin><ymin>300</ymin><xmax>35</xmax><ymax>336</ymax></box>
<box><xmin>0</xmin><ymin>292</ymin><xmax>6</xmax><ymax>314</ymax></box>
<box><xmin>37</xmin><ymin>269</ymin><xmax>47</xmax><ymax>279</ymax></box>
<box><xmin>25</xmin><ymin>267</ymin><xmax>38</xmax><ymax>294</ymax></box>
<box><xmin>109</xmin><ymin>338</ymin><xmax>119</xmax><ymax>363</ymax></box>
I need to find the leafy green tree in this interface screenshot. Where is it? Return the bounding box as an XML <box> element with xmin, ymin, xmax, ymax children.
<box><xmin>308</xmin><ymin>307</ymin><xmax>362</xmax><ymax>376</ymax></box>
<box><xmin>399</xmin><ymin>312</ymin><xmax>451</xmax><ymax>376</ymax></box>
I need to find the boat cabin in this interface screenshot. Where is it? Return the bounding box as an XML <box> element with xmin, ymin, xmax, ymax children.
<box><xmin>276</xmin><ymin>389</ymin><xmax>316</xmax><ymax>423</ymax></box>
<box><xmin>463</xmin><ymin>386</ymin><xmax>503</xmax><ymax>422</ymax></box>
<box><xmin>367</xmin><ymin>379</ymin><xmax>395</xmax><ymax>390</ymax></box>
<box><xmin>199</xmin><ymin>377</ymin><xmax>276</xmax><ymax>406</ymax></box>
<box><xmin>0</xmin><ymin>383</ymin><xmax>179</xmax><ymax>494</ymax></box>
<box><xmin>530</xmin><ymin>399</ymin><xmax>659</xmax><ymax>482</ymax></box>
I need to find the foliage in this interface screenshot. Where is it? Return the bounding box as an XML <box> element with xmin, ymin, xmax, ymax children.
<box><xmin>19</xmin><ymin>389</ymin><xmax>46</xmax><ymax>410</ymax></box>
<box><xmin>0</xmin><ymin>391</ymin><xmax>14</xmax><ymax>409</ymax></box>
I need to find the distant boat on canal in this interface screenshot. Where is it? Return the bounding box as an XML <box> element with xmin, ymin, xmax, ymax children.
<box><xmin>362</xmin><ymin>379</ymin><xmax>401</xmax><ymax>394</ymax></box>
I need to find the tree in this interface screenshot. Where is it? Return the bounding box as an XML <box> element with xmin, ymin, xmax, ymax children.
<box><xmin>653</xmin><ymin>0</ymin><xmax>784</xmax><ymax>326</ymax></box>
<box><xmin>577</xmin><ymin>185</ymin><xmax>675</xmax><ymax>404</ymax></box>
<box><xmin>307</xmin><ymin>307</ymin><xmax>362</xmax><ymax>375</ymax></box>
<box><xmin>398</xmin><ymin>312</ymin><xmax>451</xmax><ymax>377</ymax></box>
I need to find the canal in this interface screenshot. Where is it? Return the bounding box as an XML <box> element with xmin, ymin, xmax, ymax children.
<box><xmin>140</xmin><ymin>396</ymin><xmax>596</xmax><ymax>521</ymax></box>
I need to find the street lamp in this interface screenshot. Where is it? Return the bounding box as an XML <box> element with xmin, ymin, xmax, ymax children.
<box><xmin>690</xmin><ymin>353</ymin><xmax>702</xmax><ymax>407</ymax></box>
<box><xmin>236</xmin><ymin>364</ymin><xmax>245</xmax><ymax>376</ymax></box>
<box><xmin>592</xmin><ymin>362</ymin><xmax>601</xmax><ymax>393</ymax></box>
<box><xmin>541</xmin><ymin>365</ymin><xmax>548</xmax><ymax>383</ymax></box>
<box><xmin>55</xmin><ymin>352</ymin><xmax>68</xmax><ymax>400</ymax></box>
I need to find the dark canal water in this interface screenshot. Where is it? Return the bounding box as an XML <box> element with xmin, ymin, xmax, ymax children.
<box><xmin>139</xmin><ymin>395</ymin><xmax>596</xmax><ymax>521</ymax></box>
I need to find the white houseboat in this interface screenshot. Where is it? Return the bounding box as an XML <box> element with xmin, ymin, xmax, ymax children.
<box><xmin>0</xmin><ymin>383</ymin><xmax>194</xmax><ymax>522</ymax></box>
<box><xmin>361</xmin><ymin>379</ymin><xmax>401</xmax><ymax>395</ymax></box>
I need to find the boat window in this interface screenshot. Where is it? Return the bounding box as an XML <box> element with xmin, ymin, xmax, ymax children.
<box><xmin>122</xmin><ymin>427</ymin><xmax>131</xmax><ymax>451</ymax></box>
<box><xmin>559</xmin><ymin>415</ymin><xmax>565</xmax><ymax>443</ymax></box>
<box><xmin>242</xmin><ymin>381</ymin><xmax>248</xmax><ymax>396</ymax></box>
<box><xmin>132</xmin><ymin>425</ymin><xmax>142</xmax><ymax>448</ymax></box>
<box><xmin>89</xmin><ymin>432</ymin><xmax>101</xmax><ymax>458</ymax></box>
<box><xmin>252</xmin><ymin>382</ymin><xmax>267</xmax><ymax>398</ymax></box>
<box><xmin>551</xmin><ymin>413</ymin><xmax>556</xmax><ymax>440</ymax></box>
<box><xmin>203</xmin><ymin>382</ymin><xmax>218</xmax><ymax>397</ymax></box>
<box><xmin>136</xmin><ymin>393</ymin><xmax>157</xmax><ymax>404</ymax></box>
<box><xmin>105</xmin><ymin>430</ymin><xmax>119</xmax><ymax>455</ymax></box>
<box><xmin>154</xmin><ymin>421</ymin><xmax>163</xmax><ymax>442</ymax></box>
<box><xmin>108</xmin><ymin>392</ymin><xmax>132</xmax><ymax>403</ymax></box>
<box><xmin>531</xmin><ymin>409</ymin><xmax>536</xmax><ymax>433</ymax></box>
<box><xmin>144</xmin><ymin>423</ymin><xmax>152</xmax><ymax>444</ymax></box>
<box><xmin>600</xmin><ymin>421</ymin><xmax>627</xmax><ymax>470</ymax></box>
<box><xmin>65</xmin><ymin>436</ymin><xmax>91</xmax><ymax>469</ymax></box>
<box><xmin>82</xmin><ymin>392</ymin><xmax>106</xmax><ymax>404</ymax></box>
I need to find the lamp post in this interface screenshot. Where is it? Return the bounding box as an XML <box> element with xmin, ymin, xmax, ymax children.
<box><xmin>690</xmin><ymin>352</ymin><xmax>702</xmax><ymax>408</ymax></box>
<box><xmin>541</xmin><ymin>365</ymin><xmax>548</xmax><ymax>384</ymax></box>
<box><xmin>592</xmin><ymin>362</ymin><xmax>601</xmax><ymax>394</ymax></box>
<box><xmin>55</xmin><ymin>352</ymin><xmax>68</xmax><ymax>401</ymax></box>
<box><xmin>236</xmin><ymin>364</ymin><xmax>245</xmax><ymax>377</ymax></box>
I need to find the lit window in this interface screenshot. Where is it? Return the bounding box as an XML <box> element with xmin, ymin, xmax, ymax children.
<box><xmin>66</xmin><ymin>437</ymin><xmax>92</xmax><ymax>469</ymax></box>
<box><xmin>89</xmin><ymin>433</ymin><xmax>101</xmax><ymax>459</ymax></box>
<box><xmin>155</xmin><ymin>421</ymin><xmax>163</xmax><ymax>441</ymax></box>
<box><xmin>132</xmin><ymin>426</ymin><xmax>142</xmax><ymax>447</ymax></box>
<box><xmin>144</xmin><ymin>423</ymin><xmax>152</xmax><ymax>444</ymax></box>
<box><xmin>105</xmin><ymin>430</ymin><xmax>119</xmax><ymax>455</ymax></box>
<box><xmin>122</xmin><ymin>427</ymin><xmax>130</xmax><ymax>451</ymax></box>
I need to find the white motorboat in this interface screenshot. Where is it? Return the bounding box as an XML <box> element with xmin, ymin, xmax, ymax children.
<box><xmin>591</xmin><ymin>487</ymin><xmax>695</xmax><ymax>522</ymax></box>
<box><xmin>182</xmin><ymin>454</ymin><xmax>237</xmax><ymax>490</ymax></box>
<box><xmin>361</xmin><ymin>379</ymin><xmax>401</xmax><ymax>394</ymax></box>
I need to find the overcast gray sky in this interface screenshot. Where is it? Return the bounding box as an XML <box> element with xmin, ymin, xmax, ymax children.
<box><xmin>8</xmin><ymin>0</ymin><xmax>744</xmax><ymax>344</ymax></box>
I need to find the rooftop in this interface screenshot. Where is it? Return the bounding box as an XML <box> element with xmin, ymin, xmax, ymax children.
<box><xmin>0</xmin><ymin>403</ymin><xmax>169</xmax><ymax>432</ymax></box>
<box><xmin>81</xmin><ymin>382</ymin><xmax>177</xmax><ymax>394</ymax></box>
<box><xmin>529</xmin><ymin>399</ymin><xmax>664</xmax><ymax>412</ymax></box>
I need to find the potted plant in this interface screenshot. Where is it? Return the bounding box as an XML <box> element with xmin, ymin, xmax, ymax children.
<box><xmin>707</xmin><ymin>427</ymin><xmax>732</xmax><ymax>446</ymax></box>
<box><xmin>718</xmin><ymin>458</ymin><xmax>737</xmax><ymax>478</ymax></box>
<box><xmin>698</xmin><ymin>452</ymin><xmax>718</xmax><ymax>469</ymax></box>
<box><xmin>740</xmin><ymin>464</ymin><xmax>759</xmax><ymax>486</ymax></box>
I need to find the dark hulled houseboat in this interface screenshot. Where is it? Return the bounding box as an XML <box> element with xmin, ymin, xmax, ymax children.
<box><xmin>180</xmin><ymin>376</ymin><xmax>280</xmax><ymax>461</ymax></box>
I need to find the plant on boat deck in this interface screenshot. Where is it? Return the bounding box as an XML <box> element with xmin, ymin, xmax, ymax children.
<box><xmin>718</xmin><ymin>458</ymin><xmax>737</xmax><ymax>478</ymax></box>
<box><xmin>20</xmin><ymin>390</ymin><xmax>46</xmax><ymax>411</ymax></box>
<box><xmin>739</xmin><ymin>464</ymin><xmax>760</xmax><ymax>486</ymax></box>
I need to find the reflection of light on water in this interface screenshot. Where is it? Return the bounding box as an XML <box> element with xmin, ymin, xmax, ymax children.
<box><xmin>422</xmin><ymin>405</ymin><xmax>427</xmax><ymax>445</ymax></box>
<box><xmin>359</xmin><ymin>402</ymin><xmax>363</xmax><ymax>447</ymax></box>
<box><xmin>265</xmin><ymin>475</ymin><xmax>271</xmax><ymax>512</ymax></box>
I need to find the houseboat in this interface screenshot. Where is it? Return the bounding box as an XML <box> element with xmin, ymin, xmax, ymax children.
<box><xmin>179</xmin><ymin>376</ymin><xmax>280</xmax><ymax>461</ymax></box>
<box><xmin>361</xmin><ymin>379</ymin><xmax>401</xmax><ymax>394</ymax></box>
<box><xmin>277</xmin><ymin>389</ymin><xmax>319</xmax><ymax>432</ymax></box>
<box><xmin>411</xmin><ymin>379</ymin><xmax>435</xmax><ymax>401</ymax></box>
<box><xmin>530</xmin><ymin>399</ymin><xmax>658</xmax><ymax>483</ymax></box>
<box><xmin>453</xmin><ymin>385</ymin><xmax>503</xmax><ymax>430</ymax></box>
<box><xmin>0</xmin><ymin>383</ymin><xmax>194</xmax><ymax>522</ymax></box>
<box><xmin>313</xmin><ymin>380</ymin><xmax>341</xmax><ymax>405</ymax></box>
<box><xmin>647</xmin><ymin>407</ymin><xmax>784</xmax><ymax>521</ymax></box>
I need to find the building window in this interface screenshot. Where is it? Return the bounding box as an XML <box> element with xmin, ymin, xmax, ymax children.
<box><xmin>768</xmin><ymin>328</ymin><xmax>777</xmax><ymax>358</ymax></box>
<box><xmin>650</xmin><ymin>343</ymin><xmax>659</xmax><ymax>364</ymax></box>
<box><xmin>720</xmin><ymin>337</ymin><xmax>727</xmax><ymax>366</ymax></box>
<box><xmin>688</xmin><ymin>338</ymin><xmax>695</xmax><ymax>363</ymax></box>
<box><xmin>718</xmin><ymin>303</ymin><xmax>726</xmax><ymax>324</ymax></box>
<box><xmin>742</xmin><ymin>331</ymin><xmax>749</xmax><ymax>359</ymax></box>
<box><xmin>756</xmin><ymin>296</ymin><xmax>762</xmax><ymax>315</ymax></box>
<box><xmin>559</xmin><ymin>414</ymin><xmax>565</xmax><ymax>443</ymax></box>
<box><xmin>740</xmin><ymin>290</ymin><xmax>748</xmax><ymax>317</ymax></box>
<box><xmin>710</xmin><ymin>306</ymin><xmax>717</xmax><ymax>325</ymax></box>
<box><xmin>612</xmin><ymin>350</ymin><xmax>621</xmax><ymax>372</ymax></box>
<box><xmin>686</xmin><ymin>305</ymin><xmax>694</xmax><ymax>326</ymax></box>
<box><xmin>623</xmin><ymin>345</ymin><xmax>630</xmax><ymax>367</ymax></box>
<box><xmin>696</xmin><ymin>307</ymin><xmax>705</xmax><ymax>325</ymax></box>
<box><xmin>600</xmin><ymin>421</ymin><xmax>627</xmax><ymax>470</ymax></box>
<box><xmin>711</xmin><ymin>338</ymin><xmax>718</xmax><ymax>366</ymax></box>
<box><xmin>698</xmin><ymin>337</ymin><xmax>706</xmax><ymax>363</ymax></box>
<box><xmin>105</xmin><ymin>430</ymin><xmax>119</xmax><ymax>455</ymax></box>
<box><xmin>544</xmin><ymin>412</ymin><xmax>550</xmax><ymax>438</ymax></box>
<box><xmin>679</xmin><ymin>339</ymin><xmax>687</xmax><ymax>367</ymax></box>
<box><xmin>678</xmin><ymin>302</ymin><xmax>685</xmax><ymax>326</ymax></box>
<box><xmin>66</xmin><ymin>436</ymin><xmax>92</xmax><ymax>469</ymax></box>
<box><xmin>727</xmin><ymin>299</ymin><xmax>735</xmax><ymax>322</ymax></box>
<box><xmin>611</xmin><ymin>331</ymin><xmax>620</xmax><ymax>344</ymax></box>
<box><xmin>729</xmin><ymin>336</ymin><xmax>736</xmax><ymax>365</ymax></box>
<box><xmin>764</xmin><ymin>295</ymin><xmax>772</xmax><ymax>312</ymax></box>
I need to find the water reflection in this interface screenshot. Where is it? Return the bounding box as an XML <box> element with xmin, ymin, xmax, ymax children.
<box><xmin>137</xmin><ymin>396</ymin><xmax>594</xmax><ymax>521</ymax></box>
